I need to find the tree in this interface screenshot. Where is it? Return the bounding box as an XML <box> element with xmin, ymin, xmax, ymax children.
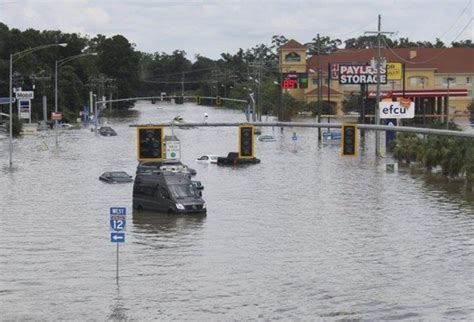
<box><xmin>451</xmin><ymin>40</ymin><xmax>474</xmax><ymax>48</ymax></box>
<box><xmin>305</xmin><ymin>36</ymin><xmax>342</xmax><ymax>55</ymax></box>
<box><xmin>96</xmin><ymin>35</ymin><xmax>140</xmax><ymax>108</ymax></box>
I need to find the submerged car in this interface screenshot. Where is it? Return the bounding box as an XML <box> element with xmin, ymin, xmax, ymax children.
<box><xmin>99</xmin><ymin>171</ymin><xmax>133</xmax><ymax>183</ymax></box>
<box><xmin>99</xmin><ymin>126</ymin><xmax>117</xmax><ymax>136</ymax></box>
<box><xmin>257</xmin><ymin>135</ymin><xmax>276</xmax><ymax>142</ymax></box>
<box><xmin>196</xmin><ymin>155</ymin><xmax>219</xmax><ymax>164</ymax></box>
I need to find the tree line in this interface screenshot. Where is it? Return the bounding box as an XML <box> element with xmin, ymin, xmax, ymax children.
<box><xmin>0</xmin><ymin>22</ymin><xmax>472</xmax><ymax>124</ymax></box>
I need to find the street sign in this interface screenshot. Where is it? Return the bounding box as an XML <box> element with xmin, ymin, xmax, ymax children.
<box><xmin>323</xmin><ymin>131</ymin><xmax>341</xmax><ymax>141</ymax></box>
<box><xmin>0</xmin><ymin>97</ymin><xmax>15</xmax><ymax>105</ymax></box>
<box><xmin>51</xmin><ymin>112</ymin><xmax>62</xmax><ymax>120</ymax></box>
<box><xmin>165</xmin><ymin>140</ymin><xmax>181</xmax><ymax>160</ymax></box>
<box><xmin>110</xmin><ymin>215</ymin><xmax>126</xmax><ymax>232</ymax></box>
<box><xmin>110</xmin><ymin>207</ymin><xmax>126</xmax><ymax>232</ymax></box>
<box><xmin>110</xmin><ymin>207</ymin><xmax>126</xmax><ymax>215</ymax></box>
<box><xmin>111</xmin><ymin>232</ymin><xmax>125</xmax><ymax>243</ymax></box>
<box><xmin>15</xmin><ymin>91</ymin><xmax>34</xmax><ymax>99</ymax></box>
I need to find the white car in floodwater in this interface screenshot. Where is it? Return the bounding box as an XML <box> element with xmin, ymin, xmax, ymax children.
<box><xmin>195</xmin><ymin>155</ymin><xmax>219</xmax><ymax>164</ymax></box>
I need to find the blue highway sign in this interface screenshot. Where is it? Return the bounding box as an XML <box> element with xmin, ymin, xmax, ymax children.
<box><xmin>110</xmin><ymin>207</ymin><xmax>126</xmax><ymax>215</ymax></box>
<box><xmin>110</xmin><ymin>218</ymin><xmax>126</xmax><ymax>232</ymax></box>
<box><xmin>323</xmin><ymin>131</ymin><xmax>341</xmax><ymax>141</ymax></box>
<box><xmin>111</xmin><ymin>232</ymin><xmax>125</xmax><ymax>243</ymax></box>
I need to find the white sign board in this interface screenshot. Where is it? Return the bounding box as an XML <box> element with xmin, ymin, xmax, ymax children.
<box><xmin>379</xmin><ymin>101</ymin><xmax>415</xmax><ymax>119</ymax></box>
<box><xmin>165</xmin><ymin>140</ymin><xmax>181</xmax><ymax>160</ymax></box>
<box><xmin>15</xmin><ymin>91</ymin><xmax>34</xmax><ymax>99</ymax></box>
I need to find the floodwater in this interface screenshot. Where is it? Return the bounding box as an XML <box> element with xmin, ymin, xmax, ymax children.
<box><xmin>1</xmin><ymin>102</ymin><xmax>473</xmax><ymax>320</ymax></box>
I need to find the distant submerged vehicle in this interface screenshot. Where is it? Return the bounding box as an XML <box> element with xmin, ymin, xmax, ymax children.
<box><xmin>257</xmin><ymin>135</ymin><xmax>276</xmax><ymax>142</ymax></box>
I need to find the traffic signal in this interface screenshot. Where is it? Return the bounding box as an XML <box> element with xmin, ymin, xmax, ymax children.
<box><xmin>239</xmin><ymin>125</ymin><xmax>255</xmax><ymax>158</ymax></box>
<box><xmin>137</xmin><ymin>126</ymin><xmax>164</xmax><ymax>161</ymax></box>
<box><xmin>196</xmin><ymin>96</ymin><xmax>201</xmax><ymax>105</ymax></box>
<box><xmin>216</xmin><ymin>96</ymin><xmax>221</xmax><ymax>106</ymax></box>
<box><xmin>341</xmin><ymin>123</ymin><xmax>358</xmax><ymax>156</ymax></box>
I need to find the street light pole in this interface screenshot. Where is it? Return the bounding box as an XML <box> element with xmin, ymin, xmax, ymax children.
<box><xmin>55</xmin><ymin>59</ymin><xmax>59</xmax><ymax>147</ymax></box>
<box><xmin>8</xmin><ymin>43</ymin><xmax>67</xmax><ymax>169</ymax></box>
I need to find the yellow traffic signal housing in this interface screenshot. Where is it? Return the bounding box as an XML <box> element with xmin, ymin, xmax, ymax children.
<box><xmin>196</xmin><ymin>96</ymin><xmax>201</xmax><ymax>105</ymax></box>
<box><xmin>341</xmin><ymin>123</ymin><xmax>358</xmax><ymax>156</ymax></box>
<box><xmin>238</xmin><ymin>124</ymin><xmax>255</xmax><ymax>158</ymax></box>
<box><xmin>216</xmin><ymin>96</ymin><xmax>221</xmax><ymax>105</ymax></box>
<box><xmin>137</xmin><ymin>126</ymin><xmax>165</xmax><ymax>161</ymax></box>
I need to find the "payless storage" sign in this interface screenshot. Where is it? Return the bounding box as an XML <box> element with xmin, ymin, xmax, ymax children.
<box><xmin>338</xmin><ymin>65</ymin><xmax>387</xmax><ymax>84</ymax></box>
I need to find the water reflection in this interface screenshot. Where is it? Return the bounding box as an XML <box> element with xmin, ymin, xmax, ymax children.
<box><xmin>107</xmin><ymin>284</ymin><xmax>129</xmax><ymax>321</ymax></box>
<box><xmin>132</xmin><ymin>211</ymin><xmax>206</xmax><ymax>235</ymax></box>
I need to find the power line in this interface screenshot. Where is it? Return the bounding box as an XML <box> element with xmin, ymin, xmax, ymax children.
<box><xmin>382</xmin><ymin>18</ymin><xmax>473</xmax><ymax>65</ymax></box>
<box><xmin>436</xmin><ymin>0</ymin><xmax>473</xmax><ymax>42</ymax></box>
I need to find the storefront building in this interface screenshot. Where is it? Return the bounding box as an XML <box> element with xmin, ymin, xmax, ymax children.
<box><xmin>279</xmin><ymin>39</ymin><xmax>473</xmax><ymax>120</ymax></box>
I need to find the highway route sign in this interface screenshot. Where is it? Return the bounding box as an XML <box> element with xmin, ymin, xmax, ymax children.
<box><xmin>110</xmin><ymin>215</ymin><xmax>126</xmax><ymax>231</ymax></box>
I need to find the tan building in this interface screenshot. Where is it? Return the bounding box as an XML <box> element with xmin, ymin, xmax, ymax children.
<box><xmin>279</xmin><ymin>39</ymin><xmax>474</xmax><ymax>119</ymax></box>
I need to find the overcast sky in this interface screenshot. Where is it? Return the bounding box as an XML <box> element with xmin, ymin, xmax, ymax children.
<box><xmin>1</xmin><ymin>0</ymin><xmax>472</xmax><ymax>60</ymax></box>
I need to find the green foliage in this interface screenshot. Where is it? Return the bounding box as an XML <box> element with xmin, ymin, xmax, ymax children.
<box><xmin>391</xmin><ymin>133</ymin><xmax>423</xmax><ymax>165</ymax></box>
<box><xmin>392</xmin><ymin>132</ymin><xmax>474</xmax><ymax>182</ymax></box>
<box><xmin>305</xmin><ymin>36</ymin><xmax>342</xmax><ymax>55</ymax></box>
<box><xmin>6</xmin><ymin>115</ymin><xmax>23</xmax><ymax>137</ymax></box>
<box><xmin>468</xmin><ymin>100</ymin><xmax>474</xmax><ymax>121</ymax></box>
<box><xmin>341</xmin><ymin>96</ymin><xmax>360</xmax><ymax>114</ymax></box>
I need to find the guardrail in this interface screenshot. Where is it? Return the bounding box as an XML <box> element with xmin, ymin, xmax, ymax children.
<box><xmin>129</xmin><ymin>122</ymin><xmax>474</xmax><ymax>139</ymax></box>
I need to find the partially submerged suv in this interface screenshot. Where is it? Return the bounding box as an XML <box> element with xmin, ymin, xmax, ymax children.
<box><xmin>133</xmin><ymin>171</ymin><xmax>206</xmax><ymax>214</ymax></box>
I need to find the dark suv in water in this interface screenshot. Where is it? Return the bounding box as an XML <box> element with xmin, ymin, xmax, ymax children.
<box><xmin>133</xmin><ymin>171</ymin><xmax>206</xmax><ymax>214</ymax></box>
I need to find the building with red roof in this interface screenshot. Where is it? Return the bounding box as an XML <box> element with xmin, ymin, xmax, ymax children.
<box><xmin>279</xmin><ymin>40</ymin><xmax>473</xmax><ymax>120</ymax></box>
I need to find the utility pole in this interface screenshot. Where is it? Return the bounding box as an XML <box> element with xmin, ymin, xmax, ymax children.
<box><xmin>258</xmin><ymin>60</ymin><xmax>262</xmax><ymax>121</ymax></box>
<box><xmin>181</xmin><ymin>71</ymin><xmax>184</xmax><ymax>97</ymax></box>
<box><xmin>365</xmin><ymin>14</ymin><xmax>394</xmax><ymax>157</ymax></box>
<box><xmin>249</xmin><ymin>61</ymin><xmax>263</xmax><ymax>122</ymax></box>
<box><xmin>316</xmin><ymin>33</ymin><xmax>322</xmax><ymax>141</ymax></box>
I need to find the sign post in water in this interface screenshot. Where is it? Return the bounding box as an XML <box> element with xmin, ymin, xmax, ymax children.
<box><xmin>110</xmin><ymin>207</ymin><xmax>126</xmax><ymax>283</ymax></box>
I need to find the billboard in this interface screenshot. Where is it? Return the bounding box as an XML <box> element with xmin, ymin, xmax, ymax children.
<box><xmin>338</xmin><ymin>65</ymin><xmax>387</xmax><ymax>84</ymax></box>
<box><xmin>387</xmin><ymin>63</ymin><xmax>402</xmax><ymax>80</ymax></box>
<box><xmin>282</xmin><ymin>73</ymin><xmax>308</xmax><ymax>89</ymax></box>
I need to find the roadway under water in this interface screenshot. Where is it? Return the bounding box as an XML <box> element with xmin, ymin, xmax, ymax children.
<box><xmin>1</xmin><ymin>102</ymin><xmax>473</xmax><ymax>320</ymax></box>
